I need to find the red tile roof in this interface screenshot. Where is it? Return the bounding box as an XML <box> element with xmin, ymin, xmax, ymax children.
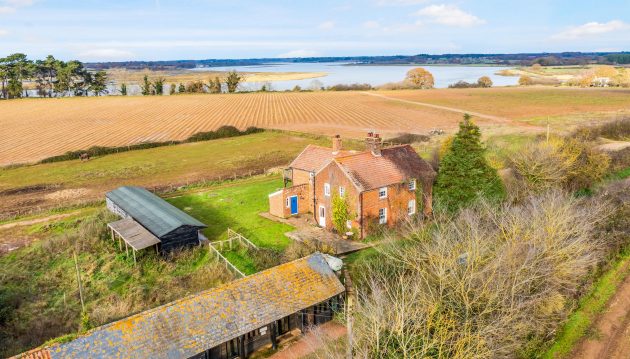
<box><xmin>334</xmin><ymin>145</ymin><xmax>435</xmax><ymax>190</ymax></box>
<box><xmin>289</xmin><ymin>145</ymin><xmax>353</xmax><ymax>172</ymax></box>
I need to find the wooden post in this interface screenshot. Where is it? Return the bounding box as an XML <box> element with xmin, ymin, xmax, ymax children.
<box><xmin>125</xmin><ymin>241</ymin><xmax>129</xmax><ymax>256</ymax></box>
<box><xmin>73</xmin><ymin>252</ymin><xmax>85</xmax><ymax>313</ymax></box>
<box><xmin>344</xmin><ymin>270</ymin><xmax>355</xmax><ymax>359</ymax></box>
<box><xmin>270</xmin><ymin>322</ymin><xmax>278</xmax><ymax>350</ymax></box>
<box><xmin>133</xmin><ymin>249</ymin><xmax>137</xmax><ymax>264</ymax></box>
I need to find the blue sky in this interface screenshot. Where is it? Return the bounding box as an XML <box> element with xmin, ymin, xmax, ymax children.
<box><xmin>0</xmin><ymin>0</ymin><xmax>629</xmax><ymax>61</ymax></box>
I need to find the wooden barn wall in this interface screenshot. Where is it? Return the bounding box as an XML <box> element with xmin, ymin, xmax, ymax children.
<box><xmin>160</xmin><ymin>225</ymin><xmax>201</xmax><ymax>251</ymax></box>
<box><xmin>188</xmin><ymin>295</ymin><xmax>343</xmax><ymax>359</ymax></box>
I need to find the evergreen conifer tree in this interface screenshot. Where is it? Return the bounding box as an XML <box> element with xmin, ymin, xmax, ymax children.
<box><xmin>435</xmin><ymin>114</ymin><xmax>504</xmax><ymax>211</ymax></box>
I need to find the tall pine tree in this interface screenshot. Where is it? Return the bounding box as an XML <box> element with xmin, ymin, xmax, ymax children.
<box><xmin>435</xmin><ymin>114</ymin><xmax>504</xmax><ymax>211</ymax></box>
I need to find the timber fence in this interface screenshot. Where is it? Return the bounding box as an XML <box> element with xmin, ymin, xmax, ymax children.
<box><xmin>207</xmin><ymin>228</ymin><xmax>258</xmax><ymax>278</ymax></box>
<box><xmin>207</xmin><ymin>242</ymin><xmax>246</xmax><ymax>278</ymax></box>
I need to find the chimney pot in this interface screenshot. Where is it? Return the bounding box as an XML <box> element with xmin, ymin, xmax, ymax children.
<box><xmin>365</xmin><ymin>133</ymin><xmax>382</xmax><ymax>156</ymax></box>
<box><xmin>332</xmin><ymin>135</ymin><xmax>343</xmax><ymax>154</ymax></box>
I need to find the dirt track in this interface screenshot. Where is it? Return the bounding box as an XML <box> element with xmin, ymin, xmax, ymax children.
<box><xmin>572</xmin><ymin>260</ymin><xmax>630</xmax><ymax>359</ymax></box>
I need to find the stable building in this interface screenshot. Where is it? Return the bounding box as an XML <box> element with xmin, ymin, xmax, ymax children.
<box><xmin>106</xmin><ymin>186</ymin><xmax>207</xmax><ymax>256</ymax></box>
<box><xmin>17</xmin><ymin>253</ymin><xmax>345</xmax><ymax>359</ymax></box>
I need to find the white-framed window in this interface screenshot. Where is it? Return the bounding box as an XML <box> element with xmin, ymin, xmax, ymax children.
<box><xmin>339</xmin><ymin>186</ymin><xmax>346</xmax><ymax>197</ymax></box>
<box><xmin>286</xmin><ymin>197</ymin><xmax>290</xmax><ymax>208</ymax></box>
<box><xmin>379</xmin><ymin>208</ymin><xmax>387</xmax><ymax>224</ymax></box>
<box><xmin>408</xmin><ymin>199</ymin><xmax>416</xmax><ymax>215</ymax></box>
<box><xmin>378</xmin><ymin>186</ymin><xmax>388</xmax><ymax>199</ymax></box>
<box><xmin>324</xmin><ymin>183</ymin><xmax>331</xmax><ymax>197</ymax></box>
<box><xmin>346</xmin><ymin>220</ymin><xmax>352</xmax><ymax>229</ymax></box>
<box><xmin>409</xmin><ymin>179</ymin><xmax>416</xmax><ymax>191</ymax></box>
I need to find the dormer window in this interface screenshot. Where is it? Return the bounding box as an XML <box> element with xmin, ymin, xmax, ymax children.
<box><xmin>409</xmin><ymin>179</ymin><xmax>416</xmax><ymax>191</ymax></box>
<box><xmin>378</xmin><ymin>187</ymin><xmax>387</xmax><ymax>199</ymax></box>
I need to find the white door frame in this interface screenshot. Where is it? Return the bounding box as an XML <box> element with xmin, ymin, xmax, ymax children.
<box><xmin>318</xmin><ymin>205</ymin><xmax>326</xmax><ymax>227</ymax></box>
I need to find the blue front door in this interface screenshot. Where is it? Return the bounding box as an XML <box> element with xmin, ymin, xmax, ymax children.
<box><xmin>290</xmin><ymin>196</ymin><xmax>298</xmax><ymax>215</ymax></box>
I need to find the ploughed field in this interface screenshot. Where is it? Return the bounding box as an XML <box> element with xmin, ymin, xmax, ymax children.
<box><xmin>0</xmin><ymin>91</ymin><xmax>460</xmax><ymax>165</ymax></box>
<box><xmin>2</xmin><ymin>87</ymin><xmax>630</xmax><ymax>165</ymax></box>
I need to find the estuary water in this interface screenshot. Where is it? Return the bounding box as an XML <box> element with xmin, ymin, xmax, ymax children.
<box><xmin>192</xmin><ymin>62</ymin><xmax>517</xmax><ymax>90</ymax></box>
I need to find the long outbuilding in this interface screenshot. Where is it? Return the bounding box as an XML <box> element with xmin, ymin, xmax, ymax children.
<box><xmin>17</xmin><ymin>252</ymin><xmax>345</xmax><ymax>359</ymax></box>
<box><xmin>106</xmin><ymin>186</ymin><xmax>207</xmax><ymax>254</ymax></box>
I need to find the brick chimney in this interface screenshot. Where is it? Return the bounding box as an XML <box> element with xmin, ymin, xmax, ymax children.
<box><xmin>332</xmin><ymin>134</ymin><xmax>342</xmax><ymax>154</ymax></box>
<box><xmin>365</xmin><ymin>132</ymin><xmax>382</xmax><ymax>156</ymax></box>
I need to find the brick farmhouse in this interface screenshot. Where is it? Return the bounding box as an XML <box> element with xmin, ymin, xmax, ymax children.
<box><xmin>269</xmin><ymin>133</ymin><xmax>436</xmax><ymax>238</ymax></box>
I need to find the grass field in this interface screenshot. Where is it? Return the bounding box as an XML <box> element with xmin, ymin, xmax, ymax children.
<box><xmin>0</xmin><ymin>176</ymin><xmax>297</xmax><ymax>354</ymax></box>
<box><xmin>0</xmin><ymin>209</ymin><xmax>234</xmax><ymax>357</ymax></box>
<box><xmin>0</xmin><ymin>131</ymin><xmax>327</xmax><ymax>218</ymax></box>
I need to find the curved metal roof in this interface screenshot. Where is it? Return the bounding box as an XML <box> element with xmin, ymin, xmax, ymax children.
<box><xmin>106</xmin><ymin>186</ymin><xmax>206</xmax><ymax>237</ymax></box>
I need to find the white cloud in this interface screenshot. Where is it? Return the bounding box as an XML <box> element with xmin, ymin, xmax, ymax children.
<box><xmin>552</xmin><ymin>20</ymin><xmax>628</xmax><ymax>40</ymax></box>
<box><xmin>77</xmin><ymin>48</ymin><xmax>135</xmax><ymax>61</ymax></box>
<box><xmin>363</xmin><ymin>20</ymin><xmax>381</xmax><ymax>29</ymax></box>
<box><xmin>363</xmin><ymin>19</ymin><xmax>423</xmax><ymax>33</ymax></box>
<box><xmin>277</xmin><ymin>49</ymin><xmax>320</xmax><ymax>58</ymax></box>
<box><xmin>0</xmin><ymin>0</ymin><xmax>33</xmax><ymax>15</ymax></box>
<box><xmin>318</xmin><ymin>21</ymin><xmax>335</xmax><ymax>30</ymax></box>
<box><xmin>375</xmin><ymin>0</ymin><xmax>428</xmax><ymax>6</ymax></box>
<box><xmin>3</xmin><ymin>0</ymin><xmax>34</xmax><ymax>6</ymax></box>
<box><xmin>416</xmin><ymin>4</ymin><xmax>485</xmax><ymax>27</ymax></box>
<box><xmin>0</xmin><ymin>29</ymin><xmax>7</xmax><ymax>36</ymax></box>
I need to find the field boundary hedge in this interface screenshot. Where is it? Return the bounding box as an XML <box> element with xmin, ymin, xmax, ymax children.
<box><xmin>38</xmin><ymin>126</ymin><xmax>263</xmax><ymax>164</ymax></box>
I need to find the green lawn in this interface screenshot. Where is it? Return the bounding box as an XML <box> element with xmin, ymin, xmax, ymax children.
<box><xmin>167</xmin><ymin>176</ymin><xmax>293</xmax><ymax>250</ymax></box>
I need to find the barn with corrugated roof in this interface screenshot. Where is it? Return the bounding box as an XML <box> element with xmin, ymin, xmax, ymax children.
<box><xmin>105</xmin><ymin>186</ymin><xmax>207</xmax><ymax>256</ymax></box>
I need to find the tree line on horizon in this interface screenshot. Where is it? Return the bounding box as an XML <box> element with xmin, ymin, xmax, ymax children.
<box><xmin>130</xmin><ymin>70</ymin><xmax>243</xmax><ymax>96</ymax></box>
<box><xmin>0</xmin><ymin>53</ymin><xmax>108</xmax><ymax>99</ymax></box>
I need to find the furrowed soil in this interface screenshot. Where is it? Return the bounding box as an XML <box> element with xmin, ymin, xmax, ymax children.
<box><xmin>3</xmin><ymin>88</ymin><xmax>630</xmax><ymax>165</ymax></box>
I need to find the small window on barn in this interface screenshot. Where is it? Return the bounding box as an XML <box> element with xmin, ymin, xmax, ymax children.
<box><xmin>324</xmin><ymin>183</ymin><xmax>331</xmax><ymax>197</ymax></box>
<box><xmin>379</xmin><ymin>187</ymin><xmax>388</xmax><ymax>199</ymax></box>
<box><xmin>286</xmin><ymin>197</ymin><xmax>290</xmax><ymax>208</ymax></box>
<box><xmin>409</xmin><ymin>179</ymin><xmax>416</xmax><ymax>191</ymax></box>
<box><xmin>408</xmin><ymin>199</ymin><xmax>416</xmax><ymax>215</ymax></box>
<box><xmin>339</xmin><ymin>186</ymin><xmax>346</xmax><ymax>197</ymax></box>
<box><xmin>379</xmin><ymin>208</ymin><xmax>387</xmax><ymax>224</ymax></box>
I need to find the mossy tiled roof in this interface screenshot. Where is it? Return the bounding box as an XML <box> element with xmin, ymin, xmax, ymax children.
<box><xmin>335</xmin><ymin>145</ymin><xmax>436</xmax><ymax>190</ymax></box>
<box><xmin>106</xmin><ymin>186</ymin><xmax>206</xmax><ymax>237</ymax></box>
<box><xmin>24</xmin><ymin>253</ymin><xmax>344</xmax><ymax>359</ymax></box>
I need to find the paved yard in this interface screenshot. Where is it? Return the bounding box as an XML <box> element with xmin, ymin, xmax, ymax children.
<box><xmin>259</xmin><ymin>212</ymin><xmax>368</xmax><ymax>255</ymax></box>
<box><xmin>269</xmin><ymin>322</ymin><xmax>347</xmax><ymax>359</ymax></box>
